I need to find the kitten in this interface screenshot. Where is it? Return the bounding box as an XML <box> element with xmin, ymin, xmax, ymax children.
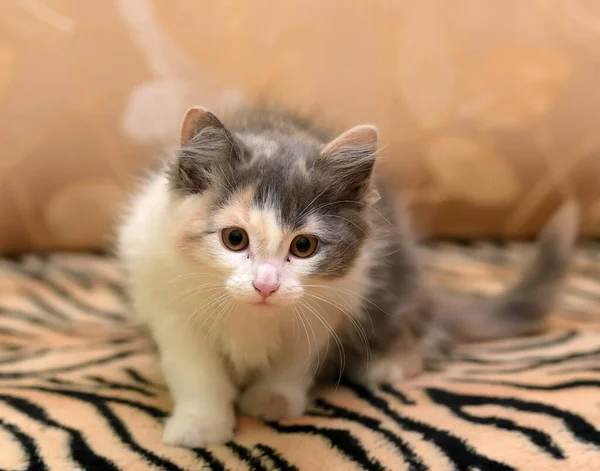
<box><xmin>117</xmin><ymin>106</ymin><xmax>579</xmax><ymax>448</ymax></box>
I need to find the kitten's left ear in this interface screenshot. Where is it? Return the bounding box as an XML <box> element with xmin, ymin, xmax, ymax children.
<box><xmin>320</xmin><ymin>125</ymin><xmax>380</xmax><ymax>204</ymax></box>
<box><xmin>321</xmin><ymin>125</ymin><xmax>378</xmax><ymax>159</ymax></box>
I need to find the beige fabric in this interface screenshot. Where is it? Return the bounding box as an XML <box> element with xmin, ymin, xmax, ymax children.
<box><xmin>1</xmin><ymin>1</ymin><xmax>600</xmax><ymax>253</ymax></box>
<box><xmin>1</xmin><ymin>243</ymin><xmax>600</xmax><ymax>469</ymax></box>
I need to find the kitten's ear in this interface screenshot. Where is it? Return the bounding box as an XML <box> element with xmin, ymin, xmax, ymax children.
<box><xmin>170</xmin><ymin>107</ymin><xmax>240</xmax><ymax>194</ymax></box>
<box><xmin>320</xmin><ymin>125</ymin><xmax>380</xmax><ymax>203</ymax></box>
<box><xmin>180</xmin><ymin>107</ymin><xmax>226</xmax><ymax>146</ymax></box>
<box><xmin>321</xmin><ymin>125</ymin><xmax>378</xmax><ymax>159</ymax></box>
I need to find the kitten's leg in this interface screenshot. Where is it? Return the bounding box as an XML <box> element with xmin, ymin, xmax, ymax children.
<box><xmin>237</xmin><ymin>369</ymin><xmax>311</xmax><ymax>420</ymax></box>
<box><xmin>349</xmin><ymin>323</ymin><xmax>450</xmax><ymax>386</ymax></box>
<box><xmin>361</xmin><ymin>347</ymin><xmax>424</xmax><ymax>386</ymax></box>
<box><xmin>346</xmin><ymin>293</ymin><xmax>448</xmax><ymax>386</ymax></box>
<box><xmin>149</xmin><ymin>312</ymin><xmax>236</xmax><ymax>447</ymax></box>
<box><xmin>237</xmin><ymin>342</ymin><xmax>316</xmax><ymax>420</ymax></box>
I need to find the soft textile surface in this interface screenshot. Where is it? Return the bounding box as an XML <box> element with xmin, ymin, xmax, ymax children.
<box><xmin>0</xmin><ymin>243</ymin><xmax>599</xmax><ymax>470</ymax></box>
<box><xmin>2</xmin><ymin>1</ymin><xmax>600</xmax><ymax>253</ymax></box>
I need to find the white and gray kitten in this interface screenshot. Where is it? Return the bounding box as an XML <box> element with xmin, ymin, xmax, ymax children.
<box><xmin>117</xmin><ymin>106</ymin><xmax>579</xmax><ymax>448</ymax></box>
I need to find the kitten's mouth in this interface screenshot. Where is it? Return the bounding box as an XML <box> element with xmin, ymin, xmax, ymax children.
<box><xmin>249</xmin><ymin>298</ymin><xmax>284</xmax><ymax>308</ymax></box>
<box><xmin>252</xmin><ymin>299</ymin><xmax>275</xmax><ymax>306</ymax></box>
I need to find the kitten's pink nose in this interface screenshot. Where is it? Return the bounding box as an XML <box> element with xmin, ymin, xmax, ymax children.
<box><xmin>253</xmin><ymin>264</ymin><xmax>280</xmax><ymax>298</ymax></box>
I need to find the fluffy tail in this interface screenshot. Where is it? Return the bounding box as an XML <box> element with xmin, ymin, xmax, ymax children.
<box><xmin>437</xmin><ymin>201</ymin><xmax>580</xmax><ymax>343</ymax></box>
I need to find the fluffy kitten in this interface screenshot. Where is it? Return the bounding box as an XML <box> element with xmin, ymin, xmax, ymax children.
<box><xmin>117</xmin><ymin>106</ymin><xmax>579</xmax><ymax>448</ymax></box>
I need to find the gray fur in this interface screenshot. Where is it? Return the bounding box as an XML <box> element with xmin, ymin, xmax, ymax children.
<box><xmin>168</xmin><ymin>106</ymin><xmax>580</xmax><ymax>381</ymax></box>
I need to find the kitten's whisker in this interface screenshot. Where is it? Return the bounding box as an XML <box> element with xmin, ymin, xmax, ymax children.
<box><xmin>171</xmin><ymin>281</ymin><xmax>224</xmax><ymax>293</ymax></box>
<box><xmin>304</xmin><ymin>284</ymin><xmax>395</xmax><ymax>318</ymax></box>
<box><xmin>308</xmin><ymin>285</ymin><xmax>375</xmax><ymax>358</ymax></box>
<box><xmin>295</xmin><ymin>302</ymin><xmax>322</xmax><ymax>381</ymax></box>
<box><xmin>186</xmin><ymin>291</ymin><xmax>224</xmax><ymax>331</ymax></box>
<box><xmin>304</xmin><ymin>284</ymin><xmax>376</xmax><ymax>334</ymax></box>
<box><xmin>222</xmin><ymin>299</ymin><xmax>237</xmax><ymax>332</ymax></box>
<box><xmin>299</xmin><ymin>303</ymin><xmax>323</xmax><ymax>379</ymax></box>
<box><xmin>291</xmin><ymin>311</ymin><xmax>301</xmax><ymax>345</ymax></box>
<box><xmin>168</xmin><ymin>272</ymin><xmax>226</xmax><ymax>283</ymax></box>
<box><xmin>306</xmin><ymin>308</ymin><xmax>321</xmax><ymax>373</ymax></box>
<box><xmin>172</xmin><ymin>289</ymin><xmax>225</xmax><ymax>312</ymax></box>
<box><xmin>292</xmin><ymin>305</ymin><xmax>313</xmax><ymax>373</ymax></box>
<box><xmin>193</xmin><ymin>292</ymin><xmax>230</xmax><ymax>332</ymax></box>
<box><xmin>300</xmin><ymin>298</ymin><xmax>346</xmax><ymax>388</ymax></box>
<box><xmin>198</xmin><ymin>292</ymin><xmax>230</xmax><ymax>323</ymax></box>
<box><xmin>206</xmin><ymin>296</ymin><xmax>234</xmax><ymax>341</ymax></box>
<box><xmin>304</xmin><ymin>292</ymin><xmax>370</xmax><ymax>369</ymax></box>
<box><xmin>182</xmin><ymin>290</ymin><xmax>221</xmax><ymax>328</ymax></box>
<box><xmin>297</xmin><ymin>300</ymin><xmax>332</xmax><ymax>381</ymax></box>
<box><xmin>169</xmin><ymin>283</ymin><xmax>224</xmax><ymax>306</ymax></box>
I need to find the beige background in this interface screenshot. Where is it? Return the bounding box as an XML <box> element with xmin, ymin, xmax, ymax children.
<box><xmin>1</xmin><ymin>0</ymin><xmax>600</xmax><ymax>253</ymax></box>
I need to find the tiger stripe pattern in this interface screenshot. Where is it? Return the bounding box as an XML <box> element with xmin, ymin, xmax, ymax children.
<box><xmin>1</xmin><ymin>242</ymin><xmax>599</xmax><ymax>470</ymax></box>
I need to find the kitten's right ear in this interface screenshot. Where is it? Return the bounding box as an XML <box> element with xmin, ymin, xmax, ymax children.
<box><xmin>180</xmin><ymin>107</ymin><xmax>226</xmax><ymax>146</ymax></box>
<box><xmin>170</xmin><ymin>107</ymin><xmax>240</xmax><ymax>194</ymax></box>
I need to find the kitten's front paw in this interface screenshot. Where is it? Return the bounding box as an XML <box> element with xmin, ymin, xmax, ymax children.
<box><xmin>238</xmin><ymin>383</ymin><xmax>307</xmax><ymax>420</ymax></box>
<box><xmin>364</xmin><ymin>358</ymin><xmax>405</xmax><ymax>386</ymax></box>
<box><xmin>163</xmin><ymin>410</ymin><xmax>234</xmax><ymax>448</ymax></box>
<box><xmin>357</xmin><ymin>352</ymin><xmax>423</xmax><ymax>387</ymax></box>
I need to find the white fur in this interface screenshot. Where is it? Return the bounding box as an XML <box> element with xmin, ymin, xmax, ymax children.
<box><xmin>117</xmin><ymin>173</ymin><xmax>372</xmax><ymax>447</ymax></box>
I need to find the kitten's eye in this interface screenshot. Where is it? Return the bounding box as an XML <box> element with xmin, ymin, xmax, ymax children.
<box><xmin>290</xmin><ymin>235</ymin><xmax>319</xmax><ymax>258</ymax></box>
<box><xmin>222</xmin><ymin>227</ymin><xmax>249</xmax><ymax>251</ymax></box>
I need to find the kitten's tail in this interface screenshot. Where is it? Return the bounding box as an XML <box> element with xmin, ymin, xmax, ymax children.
<box><xmin>437</xmin><ymin>201</ymin><xmax>580</xmax><ymax>343</ymax></box>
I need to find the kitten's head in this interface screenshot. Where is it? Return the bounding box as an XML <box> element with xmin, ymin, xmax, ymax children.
<box><xmin>168</xmin><ymin>107</ymin><xmax>380</xmax><ymax>309</ymax></box>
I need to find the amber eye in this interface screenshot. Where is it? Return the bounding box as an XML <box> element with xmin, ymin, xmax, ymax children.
<box><xmin>221</xmin><ymin>227</ymin><xmax>249</xmax><ymax>251</ymax></box>
<box><xmin>290</xmin><ymin>235</ymin><xmax>319</xmax><ymax>258</ymax></box>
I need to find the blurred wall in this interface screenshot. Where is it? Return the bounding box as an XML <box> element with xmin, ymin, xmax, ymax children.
<box><xmin>1</xmin><ymin>0</ymin><xmax>599</xmax><ymax>252</ymax></box>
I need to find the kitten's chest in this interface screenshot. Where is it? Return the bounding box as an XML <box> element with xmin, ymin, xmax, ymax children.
<box><xmin>212</xmin><ymin>301</ymin><xmax>346</xmax><ymax>387</ymax></box>
<box><xmin>214</xmin><ymin>313</ymin><xmax>290</xmax><ymax>386</ymax></box>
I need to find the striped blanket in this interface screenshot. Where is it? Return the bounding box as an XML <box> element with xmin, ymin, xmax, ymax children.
<box><xmin>1</xmin><ymin>243</ymin><xmax>599</xmax><ymax>470</ymax></box>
